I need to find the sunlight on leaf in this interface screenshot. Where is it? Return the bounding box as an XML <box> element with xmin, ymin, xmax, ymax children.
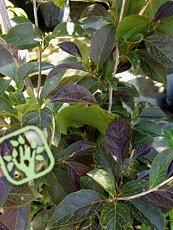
<box><xmin>87</xmin><ymin>168</ymin><xmax>116</xmax><ymax>196</ymax></box>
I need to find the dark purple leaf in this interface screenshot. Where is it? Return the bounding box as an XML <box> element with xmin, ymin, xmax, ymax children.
<box><xmin>146</xmin><ymin>186</ymin><xmax>173</xmax><ymax>208</ymax></box>
<box><xmin>167</xmin><ymin>160</ymin><xmax>173</xmax><ymax>178</ymax></box>
<box><xmin>0</xmin><ymin>170</ymin><xmax>12</xmax><ymax>206</ymax></box>
<box><xmin>133</xmin><ymin>144</ymin><xmax>152</xmax><ymax>159</ymax></box>
<box><xmin>0</xmin><ymin>205</ymin><xmax>29</xmax><ymax>230</ymax></box>
<box><xmin>48</xmin><ymin>63</ymin><xmax>83</xmax><ymax>78</ymax></box>
<box><xmin>0</xmin><ymin>131</ymin><xmax>13</xmax><ymax>157</ymax></box>
<box><xmin>50</xmin><ymin>84</ymin><xmax>97</xmax><ymax>104</ymax></box>
<box><xmin>67</xmin><ymin>161</ymin><xmax>90</xmax><ymax>191</ymax></box>
<box><xmin>56</xmin><ymin>141</ymin><xmax>95</xmax><ymax>162</ymax></box>
<box><xmin>113</xmin><ymin>87</ymin><xmax>135</xmax><ymax>110</ymax></box>
<box><xmin>153</xmin><ymin>1</ymin><xmax>173</xmax><ymax>22</ymax></box>
<box><xmin>90</xmin><ymin>24</ymin><xmax>116</xmax><ymax>67</ymax></box>
<box><xmin>47</xmin><ymin>189</ymin><xmax>101</xmax><ymax>228</ymax></box>
<box><xmin>105</xmin><ymin>118</ymin><xmax>132</xmax><ymax>165</ymax></box>
<box><xmin>58</xmin><ymin>41</ymin><xmax>82</xmax><ymax>58</ymax></box>
<box><xmin>144</xmin><ymin>35</ymin><xmax>173</xmax><ymax>66</ymax></box>
<box><xmin>64</xmin><ymin>140</ymin><xmax>95</xmax><ymax>158</ymax></box>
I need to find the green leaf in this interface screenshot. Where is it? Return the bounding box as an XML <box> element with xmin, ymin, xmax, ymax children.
<box><xmin>80</xmin><ymin>3</ymin><xmax>111</xmax><ymax>31</ymax></box>
<box><xmin>8</xmin><ymin>90</ymin><xmax>26</xmax><ymax>106</ymax></box>
<box><xmin>44</xmin><ymin>170</ymin><xmax>67</xmax><ymax>205</ymax></box>
<box><xmin>44</xmin><ymin>167</ymin><xmax>74</xmax><ymax>205</ymax></box>
<box><xmin>123</xmin><ymin>159</ymin><xmax>140</xmax><ymax>179</ymax></box>
<box><xmin>87</xmin><ymin>168</ymin><xmax>116</xmax><ymax>196</ymax></box>
<box><xmin>57</xmin><ymin>104</ymin><xmax>116</xmax><ymax>134</ymax></box>
<box><xmin>117</xmin><ymin>15</ymin><xmax>150</xmax><ymax>50</ymax></box>
<box><xmin>144</xmin><ymin>35</ymin><xmax>173</xmax><ymax>66</ymax></box>
<box><xmin>14</xmin><ymin>62</ymin><xmax>37</xmax><ymax>88</ymax></box>
<box><xmin>124</xmin><ymin>51</ymin><xmax>141</xmax><ymax>72</ymax></box>
<box><xmin>56</xmin><ymin>140</ymin><xmax>95</xmax><ymax>162</ymax></box>
<box><xmin>123</xmin><ymin>0</ymin><xmax>145</xmax><ymax>16</ymax></box>
<box><xmin>5</xmin><ymin>22</ymin><xmax>42</xmax><ymax>49</ymax></box>
<box><xmin>100</xmin><ymin>202</ymin><xmax>133</xmax><ymax>230</ymax></box>
<box><xmin>149</xmin><ymin>149</ymin><xmax>173</xmax><ymax>188</ymax></box>
<box><xmin>80</xmin><ymin>3</ymin><xmax>110</xmax><ymax>22</ymax></box>
<box><xmin>0</xmin><ymin>63</ymin><xmax>17</xmax><ymax>79</ymax></box>
<box><xmin>164</xmin><ymin>129</ymin><xmax>173</xmax><ymax>148</ymax></box>
<box><xmin>40</xmin><ymin>72</ymin><xmax>65</xmax><ymax>102</ymax></box>
<box><xmin>94</xmin><ymin>135</ymin><xmax>119</xmax><ymax>181</ymax></box>
<box><xmin>53</xmin><ymin>0</ymin><xmax>66</xmax><ymax>8</ymax></box>
<box><xmin>155</xmin><ymin>17</ymin><xmax>173</xmax><ymax>36</ymax></box>
<box><xmin>52</xmin><ymin>118</ymin><xmax>61</xmax><ymax>147</ymax></box>
<box><xmin>80</xmin><ymin>175</ymin><xmax>106</xmax><ymax>195</ymax></box>
<box><xmin>22</xmin><ymin>107</ymin><xmax>53</xmax><ymax>143</ymax></box>
<box><xmin>16</xmin><ymin>98</ymin><xmax>40</xmax><ymax>120</ymax></box>
<box><xmin>0</xmin><ymin>96</ymin><xmax>17</xmax><ymax>118</ymax></box>
<box><xmin>90</xmin><ymin>24</ymin><xmax>116</xmax><ymax>68</ymax></box>
<box><xmin>139</xmin><ymin>106</ymin><xmax>166</xmax><ymax>119</ymax></box>
<box><xmin>138</xmin><ymin>50</ymin><xmax>167</xmax><ymax>85</ymax></box>
<box><xmin>47</xmin><ymin>189</ymin><xmax>101</xmax><ymax>228</ymax></box>
<box><xmin>51</xmin><ymin>22</ymin><xmax>87</xmax><ymax>39</ymax></box>
<box><xmin>78</xmin><ymin>76</ymin><xmax>101</xmax><ymax>94</ymax></box>
<box><xmin>0</xmin><ymin>78</ymin><xmax>11</xmax><ymax>95</ymax></box>
<box><xmin>130</xmin><ymin>197</ymin><xmax>164</xmax><ymax>230</ymax></box>
<box><xmin>120</xmin><ymin>180</ymin><xmax>148</xmax><ymax>196</ymax></box>
<box><xmin>133</xmin><ymin>120</ymin><xmax>162</xmax><ymax>137</ymax></box>
<box><xmin>31</xmin><ymin>208</ymin><xmax>74</xmax><ymax>230</ymax></box>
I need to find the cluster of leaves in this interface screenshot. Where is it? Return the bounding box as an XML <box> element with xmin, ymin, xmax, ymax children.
<box><xmin>1</xmin><ymin>0</ymin><xmax>173</xmax><ymax>229</ymax></box>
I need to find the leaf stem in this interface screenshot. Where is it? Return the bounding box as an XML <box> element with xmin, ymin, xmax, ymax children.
<box><xmin>33</xmin><ymin>0</ymin><xmax>42</xmax><ymax>98</ymax></box>
<box><xmin>115</xmin><ymin>175</ymin><xmax>173</xmax><ymax>201</ymax></box>
<box><xmin>108</xmin><ymin>0</ymin><xmax>126</xmax><ymax>112</ymax></box>
<box><xmin>139</xmin><ymin>0</ymin><xmax>151</xmax><ymax>16</ymax></box>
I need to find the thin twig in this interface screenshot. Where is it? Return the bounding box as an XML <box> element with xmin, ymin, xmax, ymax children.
<box><xmin>115</xmin><ymin>175</ymin><xmax>173</xmax><ymax>201</ymax></box>
<box><xmin>108</xmin><ymin>0</ymin><xmax>126</xmax><ymax>112</ymax></box>
<box><xmin>33</xmin><ymin>0</ymin><xmax>42</xmax><ymax>97</ymax></box>
<box><xmin>139</xmin><ymin>0</ymin><xmax>152</xmax><ymax>16</ymax></box>
<box><xmin>36</xmin><ymin>50</ymin><xmax>42</xmax><ymax>97</ymax></box>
